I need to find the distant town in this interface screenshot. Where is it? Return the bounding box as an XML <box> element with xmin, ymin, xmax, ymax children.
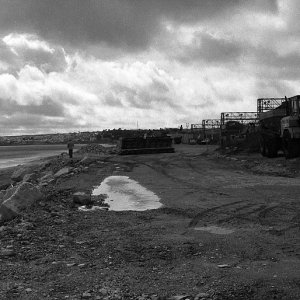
<box><xmin>0</xmin><ymin>128</ymin><xmax>182</xmax><ymax>146</ymax></box>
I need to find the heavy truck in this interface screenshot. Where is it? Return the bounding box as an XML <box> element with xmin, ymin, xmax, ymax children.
<box><xmin>258</xmin><ymin>95</ymin><xmax>300</xmax><ymax>158</ymax></box>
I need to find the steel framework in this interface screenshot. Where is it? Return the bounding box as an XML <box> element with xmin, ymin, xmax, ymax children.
<box><xmin>202</xmin><ymin>119</ymin><xmax>221</xmax><ymax>129</ymax></box>
<box><xmin>220</xmin><ymin>112</ymin><xmax>258</xmax><ymax>126</ymax></box>
<box><xmin>190</xmin><ymin>124</ymin><xmax>204</xmax><ymax>131</ymax></box>
<box><xmin>257</xmin><ymin>98</ymin><xmax>286</xmax><ymax>113</ymax></box>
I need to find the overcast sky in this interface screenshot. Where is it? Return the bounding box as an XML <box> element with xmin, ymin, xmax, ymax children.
<box><xmin>0</xmin><ymin>0</ymin><xmax>299</xmax><ymax>135</ymax></box>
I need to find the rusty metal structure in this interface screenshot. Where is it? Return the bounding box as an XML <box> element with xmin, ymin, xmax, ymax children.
<box><xmin>202</xmin><ymin>119</ymin><xmax>220</xmax><ymax>130</ymax></box>
<box><xmin>220</xmin><ymin>112</ymin><xmax>258</xmax><ymax>126</ymax></box>
<box><xmin>119</xmin><ymin>136</ymin><xmax>174</xmax><ymax>155</ymax></box>
<box><xmin>257</xmin><ymin>98</ymin><xmax>286</xmax><ymax>113</ymax></box>
<box><xmin>190</xmin><ymin>124</ymin><xmax>203</xmax><ymax>131</ymax></box>
<box><xmin>220</xmin><ymin>112</ymin><xmax>259</xmax><ymax>148</ymax></box>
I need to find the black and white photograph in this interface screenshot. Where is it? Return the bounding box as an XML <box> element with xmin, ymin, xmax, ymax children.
<box><xmin>0</xmin><ymin>1</ymin><xmax>300</xmax><ymax>299</ymax></box>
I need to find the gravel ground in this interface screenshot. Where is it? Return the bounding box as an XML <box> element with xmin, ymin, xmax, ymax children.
<box><xmin>0</xmin><ymin>144</ymin><xmax>299</xmax><ymax>300</ymax></box>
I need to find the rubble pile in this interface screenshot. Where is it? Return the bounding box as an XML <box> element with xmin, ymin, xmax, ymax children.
<box><xmin>77</xmin><ymin>143</ymin><xmax>118</xmax><ymax>155</ymax></box>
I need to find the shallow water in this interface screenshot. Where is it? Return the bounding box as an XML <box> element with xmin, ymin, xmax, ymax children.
<box><xmin>0</xmin><ymin>144</ymin><xmax>85</xmax><ymax>169</ymax></box>
<box><xmin>194</xmin><ymin>225</ymin><xmax>234</xmax><ymax>235</ymax></box>
<box><xmin>92</xmin><ymin>176</ymin><xmax>162</xmax><ymax>211</ymax></box>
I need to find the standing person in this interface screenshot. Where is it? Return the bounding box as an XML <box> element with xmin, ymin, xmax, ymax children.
<box><xmin>67</xmin><ymin>140</ymin><xmax>75</xmax><ymax>158</ymax></box>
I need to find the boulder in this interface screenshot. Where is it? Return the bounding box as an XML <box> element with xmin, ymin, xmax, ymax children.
<box><xmin>79</xmin><ymin>156</ymin><xmax>95</xmax><ymax>166</ymax></box>
<box><xmin>23</xmin><ymin>173</ymin><xmax>38</xmax><ymax>183</ymax></box>
<box><xmin>1</xmin><ymin>185</ymin><xmax>18</xmax><ymax>204</ymax></box>
<box><xmin>194</xmin><ymin>293</ymin><xmax>210</xmax><ymax>300</ymax></box>
<box><xmin>11</xmin><ymin>167</ymin><xmax>29</xmax><ymax>182</ymax></box>
<box><xmin>0</xmin><ymin>205</ymin><xmax>18</xmax><ymax>223</ymax></box>
<box><xmin>39</xmin><ymin>172</ymin><xmax>54</xmax><ymax>183</ymax></box>
<box><xmin>0</xmin><ymin>191</ymin><xmax>5</xmax><ymax>205</ymax></box>
<box><xmin>73</xmin><ymin>192</ymin><xmax>93</xmax><ymax>205</ymax></box>
<box><xmin>0</xmin><ymin>182</ymin><xmax>43</xmax><ymax>223</ymax></box>
<box><xmin>0</xmin><ymin>182</ymin><xmax>11</xmax><ymax>191</ymax></box>
<box><xmin>54</xmin><ymin>167</ymin><xmax>72</xmax><ymax>178</ymax></box>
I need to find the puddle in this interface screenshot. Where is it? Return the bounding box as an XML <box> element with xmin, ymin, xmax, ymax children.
<box><xmin>92</xmin><ymin>176</ymin><xmax>162</xmax><ymax>211</ymax></box>
<box><xmin>78</xmin><ymin>206</ymin><xmax>108</xmax><ymax>212</ymax></box>
<box><xmin>194</xmin><ymin>225</ymin><xmax>234</xmax><ymax>235</ymax></box>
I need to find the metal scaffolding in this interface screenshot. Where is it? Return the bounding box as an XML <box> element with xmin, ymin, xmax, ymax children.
<box><xmin>257</xmin><ymin>98</ymin><xmax>286</xmax><ymax>113</ymax></box>
<box><xmin>202</xmin><ymin>119</ymin><xmax>221</xmax><ymax>129</ymax></box>
<box><xmin>220</xmin><ymin>112</ymin><xmax>258</xmax><ymax>126</ymax></box>
<box><xmin>190</xmin><ymin>124</ymin><xmax>203</xmax><ymax>131</ymax></box>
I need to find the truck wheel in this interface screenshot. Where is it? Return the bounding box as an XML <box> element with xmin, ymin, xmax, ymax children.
<box><xmin>260</xmin><ymin>139</ymin><xmax>266</xmax><ymax>156</ymax></box>
<box><xmin>266</xmin><ymin>142</ymin><xmax>277</xmax><ymax>158</ymax></box>
<box><xmin>283</xmin><ymin>132</ymin><xmax>298</xmax><ymax>159</ymax></box>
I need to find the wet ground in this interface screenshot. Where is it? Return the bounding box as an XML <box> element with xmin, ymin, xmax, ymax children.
<box><xmin>92</xmin><ymin>175</ymin><xmax>162</xmax><ymax>211</ymax></box>
<box><xmin>0</xmin><ymin>144</ymin><xmax>299</xmax><ymax>299</ymax></box>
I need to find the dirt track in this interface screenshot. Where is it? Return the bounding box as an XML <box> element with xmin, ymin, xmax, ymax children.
<box><xmin>0</xmin><ymin>144</ymin><xmax>299</xmax><ymax>299</ymax></box>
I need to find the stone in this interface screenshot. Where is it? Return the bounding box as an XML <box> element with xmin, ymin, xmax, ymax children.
<box><xmin>82</xmin><ymin>292</ymin><xmax>92</xmax><ymax>298</ymax></box>
<box><xmin>0</xmin><ymin>182</ymin><xmax>11</xmax><ymax>191</ymax></box>
<box><xmin>23</xmin><ymin>173</ymin><xmax>38</xmax><ymax>183</ymax></box>
<box><xmin>217</xmin><ymin>264</ymin><xmax>230</xmax><ymax>268</ymax></box>
<box><xmin>0</xmin><ymin>248</ymin><xmax>16</xmax><ymax>257</ymax></box>
<box><xmin>40</xmin><ymin>171</ymin><xmax>54</xmax><ymax>182</ymax></box>
<box><xmin>79</xmin><ymin>156</ymin><xmax>95</xmax><ymax>166</ymax></box>
<box><xmin>0</xmin><ymin>203</ymin><xmax>18</xmax><ymax>221</ymax></box>
<box><xmin>11</xmin><ymin>167</ymin><xmax>29</xmax><ymax>182</ymax></box>
<box><xmin>54</xmin><ymin>167</ymin><xmax>72</xmax><ymax>178</ymax></box>
<box><xmin>0</xmin><ymin>182</ymin><xmax>43</xmax><ymax>223</ymax></box>
<box><xmin>0</xmin><ymin>191</ymin><xmax>5</xmax><ymax>204</ymax></box>
<box><xmin>1</xmin><ymin>185</ymin><xmax>18</xmax><ymax>204</ymax></box>
<box><xmin>66</xmin><ymin>263</ymin><xmax>76</xmax><ymax>267</ymax></box>
<box><xmin>194</xmin><ymin>293</ymin><xmax>210</xmax><ymax>300</ymax></box>
<box><xmin>73</xmin><ymin>192</ymin><xmax>93</xmax><ymax>205</ymax></box>
<box><xmin>168</xmin><ymin>296</ymin><xmax>193</xmax><ymax>300</ymax></box>
<box><xmin>99</xmin><ymin>288</ymin><xmax>108</xmax><ymax>296</ymax></box>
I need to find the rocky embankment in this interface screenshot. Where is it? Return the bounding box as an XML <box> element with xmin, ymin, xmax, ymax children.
<box><xmin>0</xmin><ymin>144</ymin><xmax>117</xmax><ymax>224</ymax></box>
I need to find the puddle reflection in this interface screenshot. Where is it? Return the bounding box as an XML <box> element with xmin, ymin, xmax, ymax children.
<box><xmin>92</xmin><ymin>176</ymin><xmax>162</xmax><ymax>211</ymax></box>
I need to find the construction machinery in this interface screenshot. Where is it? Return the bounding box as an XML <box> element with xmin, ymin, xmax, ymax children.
<box><xmin>202</xmin><ymin>119</ymin><xmax>221</xmax><ymax>144</ymax></box>
<box><xmin>220</xmin><ymin>112</ymin><xmax>258</xmax><ymax>147</ymax></box>
<box><xmin>190</xmin><ymin>123</ymin><xmax>204</xmax><ymax>144</ymax></box>
<box><xmin>258</xmin><ymin>96</ymin><xmax>300</xmax><ymax>158</ymax></box>
<box><xmin>118</xmin><ymin>136</ymin><xmax>174</xmax><ymax>155</ymax></box>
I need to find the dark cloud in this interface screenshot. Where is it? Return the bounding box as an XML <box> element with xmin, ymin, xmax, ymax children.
<box><xmin>103</xmin><ymin>93</ymin><xmax>124</xmax><ymax>107</ymax></box>
<box><xmin>20</xmin><ymin>46</ymin><xmax>67</xmax><ymax>73</ymax></box>
<box><xmin>0</xmin><ymin>38</ymin><xmax>67</xmax><ymax>74</ymax></box>
<box><xmin>0</xmin><ymin>0</ymin><xmax>278</xmax><ymax>51</ymax></box>
<box><xmin>0</xmin><ymin>97</ymin><xmax>65</xmax><ymax>117</ymax></box>
<box><xmin>111</xmin><ymin>77</ymin><xmax>179</xmax><ymax>110</ymax></box>
<box><xmin>251</xmin><ymin>47</ymin><xmax>300</xmax><ymax>80</ymax></box>
<box><xmin>177</xmin><ymin>33</ymin><xmax>244</xmax><ymax>64</ymax></box>
<box><xmin>254</xmin><ymin>76</ymin><xmax>297</xmax><ymax>99</ymax></box>
<box><xmin>0</xmin><ymin>113</ymin><xmax>78</xmax><ymax>134</ymax></box>
<box><xmin>135</xmin><ymin>0</ymin><xmax>278</xmax><ymax>23</ymax></box>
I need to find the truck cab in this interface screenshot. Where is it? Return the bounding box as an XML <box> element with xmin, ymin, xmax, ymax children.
<box><xmin>281</xmin><ymin>96</ymin><xmax>300</xmax><ymax>136</ymax></box>
<box><xmin>280</xmin><ymin>95</ymin><xmax>300</xmax><ymax>157</ymax></box>
<box><xmin>258</xmin><ymin>95</ymin><xmax>300</xmax><ymax>158</ymax></box>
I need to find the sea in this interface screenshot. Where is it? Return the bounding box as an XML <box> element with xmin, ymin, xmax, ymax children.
<box><xmin>0</xmin><ymin>144</ymin><xmax>85</xmax><ymax>169</ymax></box>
